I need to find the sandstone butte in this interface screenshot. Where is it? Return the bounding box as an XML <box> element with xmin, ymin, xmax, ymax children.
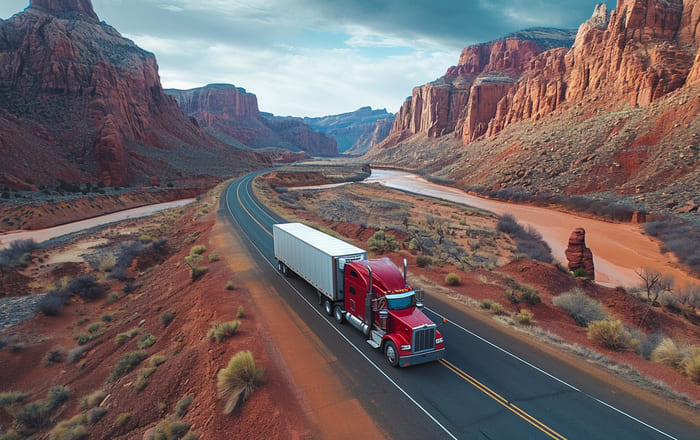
<box><xmin>166</xmin><ymin>84</ymin><xmax>339</xmax><ymax>157</ymax></box>
<box><xmin>565</xmin><ymin>228</ymin><xmax>596</xmax><ymax>278</ymax></box>
<box><xmin>371</xmin><ymin>0</ymin><xmax>700</xmax><ymax>208</ymax></box>
<box><xmin>0</xmin><ymin>0</ymin><xmax>264</xmax><ymax>190</ymax></box>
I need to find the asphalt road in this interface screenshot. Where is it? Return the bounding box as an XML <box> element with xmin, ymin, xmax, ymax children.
<box><xmin>222</xmin><ymin>171</ymin><xmax>699</xmax><ymax>440</ymax></box>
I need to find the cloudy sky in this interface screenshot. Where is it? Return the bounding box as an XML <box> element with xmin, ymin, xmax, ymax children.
<box><xmin>1</xmin><ymin>0</ymin><xmax>615</xmax><ymax>117</ymax></box>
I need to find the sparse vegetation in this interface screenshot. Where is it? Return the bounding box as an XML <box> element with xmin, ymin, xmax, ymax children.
<box><xmin>367</xmin><ymin>230</ymin><xmax>399</xmax><ymax>253</ymax></box>
<box><xmin>445</xmin><ymin>273</ymin><xmax>461</xmax><ymax>286</ymax></box>
<box><xmin>479</xmin><ymin>299</ymin><xmax>505</xmax><ymax>315</ymax></box>
<box><xmin>101</xmin><ymin>313</ymin><xmax>113</xmax><ymax>322</ymax></box>
<box><xmin>137</xmin><ymin>333</ymin><xmax>157</xmax><ymax>349</ymax></box>
<box><xmin>37</xmin><ymin>289</ymin><xmax>67</xmax><ymax>316</ymax></box>
<box><xmin>43</xmin><ymin>347</ymin><xmax>65</xmax><ymax>366</ymax></box>
<box><xmin>174</xmin><ymin>395</ymin><xmax>193</xmax><ymax>417</ymax></box>
<box><xmin>105</xmin><ymin>292</ymin><xmax>120</xmax><ymax>305</ymax></box>
<box><xmin>497</xmin><ymin>214</ymin><xmax>552</xmax><ymax>263</ymax></box>
<box><xmin>80</xmin><ymin>389</ymin><xmax>107</xmax><ymax>410</ymax></box>
<box><xmin>87</xmin><ymin>322</ymin><xmax>101</xmax><ymax>334</ymax></box>
<box><xmin>150</xmin><ymin>417</ymin><xmax>191</xmax><ymax>440</ymax></box>
<box><xmin>552</xmin><ymin>288</ymin><xmax>607</xmax><ymax>327</ymax></box>
<box><xmin>236</xmin><ymin>306</ymin><xmax>245</xmax><ymax>318</ymax></box>
<box><xmin>190</xmin><ymin>245</ymin><xmax>206</xmax><ymax>255</ymax></box>
<box><xmin>0</xmin><ymin>391</ymin><xmax>29</xmax><ymax>409</ymax></box>
<box><xmin>67</xmin><ymin>345</ymin><xmax>89</xmax><ymax>364</ymax></box>
<box><xmin>161</xmin><ymin>311</ymin><xmax>176</xmax><ymax>328</ymax></box>
<box><xmin>515</xmin><ymin>309</ymin><xmax>534</xmax><ymax>325</ymax></box>
<box><xmin>184</xmin><ymin>231</ymin><xmax>200</xmax><ymax>244</ymax></box>
<box><xmin>587</xmin><ymin>320</ymin><xmax>637</xmax><ymax>351</ymax></box>
<box><xmin>416</xmin><ymin>254</ymin><xmax>432</xmax><ymax>268</ymax></box>
<box><xmin>217</xmin><ymin>351</ymin><xmax>264</xmax><ymax>415</ymax></box>
<box><xmin>0</xmin><ymin>239</ymin><xmax>36</xmax><ymax>268</ymax></box>
<box><xmin>134</xmin><ymin>367</ymin><xmax>157</xmax><ymax>392</ymax></box>
<box><xmin>184</xmin><ymin>253</ymin><xmax>208</xmax><ymax>280</ymax></box>
<box><xmin>50</xmin><ymin>413</ymin><xmax>88</xmax><ymax>440</ymax></box>
<box><xmin>518</xmin><ymin>286</ymin><xmax>541</xmax><ymax>305</ymax></box>
<box><xmin>683</xmin><ymin>354</ymin><xmax>700</xmax><ymax>384</ymax></box>
<box><xmin>109</xmin><ymin>350</ymin><xmax>147</xmax><ymax>382</ymax></box>
<box><xmin>115</xmin><ymin>412</ymin><xmax>132</xmax><ymax>428</ymax></box>
<box><xmin>225</xmin><ymin>281</ymin><xmax>234</xmax><ymax>290</ymax></box>
<box><xmin>644</xmin><ymin>219</ymin><xmax>700</xmax><ymax>276</ymax></box>
<box><xmin>14</xmin><ymin>386</ymin><xmax>71</xmax><ymax>435</ymax></box>
<box><xmin>67</xmin><ymin>275</ymin><xmax>108</xmax><ymax>300</ymax></box>
<box><xmin>651</xmin><ymin>338</ymin><xmax>685</xmax><ymax>369</ymax></box>
<box><xmin>208</xmin><ymin>321</ymin><xmax>241</xmax><ymax>342</ymax></box>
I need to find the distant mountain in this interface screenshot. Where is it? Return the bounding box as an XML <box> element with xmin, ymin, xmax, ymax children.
<box><xmin>366</xmin><ymin>2</ymin><xmax>700</xmax><ymax>214</ymax></box>
<box><xmin>299</xmin><ymin>107</ymin><xmax>395</xmax><ymax>154</ymax></box>
<box><xmin>0</xmin><ymin>0</ymin><xmax>261</xmax><ymax>189</ymax></box>
<box><xmin>167</xmin><ymin>85</ymin><xmax>338</xmax><ymax>157</ymax></box>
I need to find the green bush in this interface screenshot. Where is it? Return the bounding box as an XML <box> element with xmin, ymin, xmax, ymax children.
<box><xmin>445</xmin><ymin>273</ymin><xmax>461</xmax><ymax>286</ymax></box>
<box><xmin>175</xmin><ymin>395</ymin><xmax>193</xmax><ymax>417</ymax></box>
<box><xmin>184</xmin><ymin>254</ymin><xmax>208</xmax><ymax>280</ymax></box>
<box><xmin>515</xmin><ymin>309</ymin><xmax>534</xmax><ymax>325</ymax></box>
<box><xmin>134</xmin><ymin>367</ymin><xmax>157</xmax><ymax>392</ymax></box>
<box><xmin>43</xmin><ymin>347</ymin><xmax>65</xmax><ymax>366</ymax></box>
<box><xmin>115</xmin><ymin>412</ymin><xmax>131</xmax><ymax>428</ymax></box>
<box><xmin>552</xmin><ymin>288</ymin><xmax>607</xmax><ymax>327</ymax></box>
<box><xmin>416</xmin><ymin>255</ymin><xmax>432</xmax><ymax>268</ymax></box>
<box><xmin>16</xmin><ymin>402</ymin><xmax>50</xmax><ymax>434</ymax></box>
<box><xmin>184</xmin><ymin>231</ymin><xmax>200</xmax><ymax>244</ymax></box>
<box><xmin>207</xmin><ymin>321</ymin><xmax>241</xmax><ymax>343</ymax></box>
<box><xmin>150</xmin><ymin>356</ymin><xmax>167</xmax><ymax>367</ymax></box>
<box><xmin>225</xmin><ymin>281</ymin><xmax>234</xmax><ymax>291</ymax></box>
<box><xmin>151</xmin><ymin>417</ymin><xmax>191</xmax><ymax>440</ymax></box>
<box><xmin>87</xmin><ymin>407</ymin><xmax>107</xmax><ymax>424</ymax></box>
<box><xmin>190</xmin><ymin>245</ymin><xmax>206</xmax><ymax>255</ymax></box>
<box><xmin>236</xmin><ymin>306</ymin><xmax>245</xmax><ymax>319</ymax></box>
<box><xmin>137</xmin><ymin>333</ymin><xmax>157</xmax><ymax>349</ymax></box>
<box><xmin>0</xmin><ymin>391</ymin><xmax>29</xmax><ymax>409</ymax></box>
<box><xmin>87</xmin><ymin>323</ymin><xmax>101</xmax><ymax>334</ymax></box>
<box><xmin>367</xmin><ymin>230</ymin><xmax>399</xmax><ymax>253</ymax></box>
<box><xmin>109</xmin><ymin>350</ymin><xmax>147</xmax><ymax>382</ymax></box>
<box><xmin>217</xmin><ymin>351</ymin><xmax>264</xmax><ymax>414</ymax></box>
<box><xmin>80</xmin><ymin>389</ymin><xmax>107</xmax><ymax>410</ymax></box>
<box><xmin>573</xmin><ymin>268</ymin><xmax>590</xmax><ymax>278</ymax></box>
<box><xmin>519</xmin><ymin>287</ymin><xmax>541</xmax><ymax>305</ymax></box>
<box><xmin>101</xmin><ymin>314</ymin><xmax>113</xmax><ymax>322</ymax></box>
<box><xmin>587</xmin><ymin>320</ymin><xmax>637</xmax><ymax>351</ymax></box>
<box><xmin>75</xmin><ymin>334</ymin><xmax>90</xmax><ymax>345</ymax></box>
<box><xmin>50</xmin><ymin>413</ymin><xmax>87</xmax><ymax>440</ymax></box>
<box><xmin>46</xmin><ymin>386</ymin><xmax>71</xmax><ymax>411</ymax></box>
<box><xmin>161</xmin><ymin>311</ymin><xmax>176</xmax><ymax>328</ymax></box>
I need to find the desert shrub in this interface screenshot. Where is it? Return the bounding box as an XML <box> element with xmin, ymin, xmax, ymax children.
<box><xmin>0</xmin><ymin>391</ymin><xmax>29</xmax><ymax>408</ymax></box>
<box><xmin>151</xmin><ymin>417</ymin><xmax>191</xmax><ymax>440</ymax></box>
<box><xmin>644</xmin><ymin>219</ymin><xmax>700</xmax><ymax>275</ymax></box>
<box><xmin>497</xmin><ymin>214</ymin><xmax>552</xmax><ymax>263</ymax></box>
<box><xmin>105</xmin><ymin>292</ymin><xmax>120</xmax><ymax>305</ymax></box>
<box><xmin>126</xmin><ymin>327</ymin><xmax>141</xmax><ymax>338</ymax></box>
<box><xmin>184</xmin><ymin>231</ymin><xmax>200</xmax><ymax>244</ymax></box>
<box><xmin>174</xmin><ymin>395</ymin><xmax>193</xmax><ymax>417</ymax></box>
<box><xmin>208</xmin><ymin>253</ymin><xmax>219</xmax><ymax>262</ymax></box>
<box><xmin>139</xmin><ymin>234</ymin><xmax>153</xmax><ymax>243</ymax></box>
<box><xmin>515</xmin><ymin>310</ymin><xmax>534</xmax><ymax>325</ymax></box>
<box><xmin>137</xmin><ymin>333</ymin><xmax>157</xmax><ymax>349</ymax></box>
<box><xmin>46</xmin><ymin>386</ymin><xmax>71</xmax><ymax>411</ymax></box>
<box><xmin>114</xmin><ymin>333</ymin><xmax>130</xmax><ymax>346</ymax></box>
<box><xmin>225</xmin><ymin>281</ymin><xmax>234</xmax><ymax>290</ymax></box>
<box><xmin>682</xmin><ymin>354</ymin><xmax>700</xmax><ymax>384</ymax></box>
<box><xmin>0</xmin><ymin>239</ymin><xmax>36</xmax><ymax>268</ymax></box>
<box><xmin>75</xmin><ymin>334</ymin><xmax>90</xmax><ymax>345</ymax></box>
<box><xmin>236</xmin><ymin>306</ymin><xmax>245</xmax><ymax>319</ymax></box>
<box><xmin>87</xmin><ymin>323</ymin><xmax>101</xmax><ymax>334</ymax></box>
<box><xmin>208</xmin><ymin>321</ymin><xmax>241</xmax><ymax>343</ymax></box>
<box><xmin>109</xmin><ymin>350</ymin><xmax>147</xmax><ymax>382</ymax></box>
<box><xmin>87</xmin><ymin>407</ymin><xmax>107</xmax><ymax>424</ymax></box>
<box><xmin>101</xmin><ymin>314</ymin><xmax>113</xmax><ymax>322</ymax></box>
<box><xmin>479</xmin><ymin>299</ymin><xmax>495</xmax><ymax>310</ymax></box>
<box><xmin>651</xmin><ymin>338</ymin><xmax>685</xmax><ymax>369</ymax></box>
<box><xmin>97</xmin><ymin>253</ymin><xmax>117</xmax><ymax>273</ymax></box>
<box><xmin>115</xmin><ymin>412</ymin><xmax>131</xmax><ymax>428</ymax></box>
<box><xmin>552</xmin><ymin>288</ymin><xmax>607</xmax><ymax>327</ymax></box>
<box><xmin>50</xmin><ymin>413</ymin><xmax>88</xmax><ymax>440</ymax></box>
<box><xmin>217</xmin><ymin>351</ymin><xmax>264</xmax><ymax>415</ymax></box>
<box><xmin>416</xmin><ymin>255</ymin><xmax>432</xmax><ymax>268</ymax></box>
<box><xmin>16</xmin><ymin>401</ymin><xmax>50</xmax><ymax>434</ymax></box>
<box><xmin>43</xmin><ymin>347</ymin><xmax>65</xmax><ymax>366</ymax></box>
<box><xmin>587</xmin><ymin>320</ymin><xmax>636</xmax><ymax>351</ymax></box>
<box><xmin>445</xmin><ymin>273</ymin><xmax>461</xmax><ymax>286</ymax></box>
<box><xmin>0</xmin><ymin>429</ymin><xmax>21</xmax><ymax>440</ymax></box>
<box><xmin>519</xmin><ymin>287</ymin><xmax>541</xmax><ymax>305</ymax></box>
<box><xmin>182</xmin><ymin>431</ymin><xmax>199</xmax><ymax>440</ymax></box>
<box><xmin>37</xmin><ymin>289</ymin><xmax>67</xmax><ymax>316</ymax></box>
<box><xmin>67</xmin><ymin>275</ymin><xmax>107</xmax><ymax>300</ymax></box>
<box><xmin>637</xmin><ymin>331</ymin><xmax>665</xmax><ymax>360</ymax></box>
<box><xmin>184</xmin><ymin>254</ymin><xmax>208</xmax><ymax>280</ymax></box>
<box><xmin>67</xmin><ymin>346</ymin><xmax>89</xmax><ymax>363</ymax></box>
<box><xmin>190</xmin><ymin>245</ymin><xmax>206</xmax><ymax>255</ymax></box>
<box><xmin>134</xmin><ymin>367</ymin><xmax>157</xmax><ymax>392</ymax></box>
<box><xmin>161</xmin><ymin>311</ymin><xmax>176</xmax><ymax>328</ymax></box>
<box><xmin>111</xmin><ymin>241</ymin><xmax>148</xmax><ymax>281</ymax></box>
<box><xmin>80</xmin><ymin>389</ymin><xmax>107</xmax><ymax>410</ymax></box>
<box><xmin>150</xmin><ymin>356</ymin><xmax>167</xmax><ymax>367</ymax></box>
<box><xmin>367</xmin><ymin>230</ymin><xmax>399</xmax><ymax>253</ymax></box>
<box><xmin>573</xmin><ymin>268</ymin><xmax>590</xmax><ymax>278</ymax></box>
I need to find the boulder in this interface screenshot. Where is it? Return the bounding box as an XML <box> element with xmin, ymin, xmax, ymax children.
<box><xmin>565</xmin><ymin>228</ymin><xmax>595</xmax><ymax>278</ymax></box>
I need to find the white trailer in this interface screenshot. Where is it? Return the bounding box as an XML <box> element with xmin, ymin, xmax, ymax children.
<box><xmin>273</xmin><ymin>223</ymin><xmax>366</xmax><ymax>310</ymax></box>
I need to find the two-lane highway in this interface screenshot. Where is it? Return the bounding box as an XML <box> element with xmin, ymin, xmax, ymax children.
<box><xmin>223</xmin><ymin>172</ymin><xmax>698</xmax><ymax>439</ymax></box>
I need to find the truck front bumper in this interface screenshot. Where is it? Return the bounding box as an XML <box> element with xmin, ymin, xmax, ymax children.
<box><xmin>399</xmin><ymin>347</ymin><xmax>445</xmax><ymax>367</ymax></box>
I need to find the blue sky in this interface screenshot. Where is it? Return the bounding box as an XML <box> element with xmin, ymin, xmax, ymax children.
<box><xmin>1</xmin><ymin>0</ymin><xmax>616</xmax><ymax>117</ymax></box>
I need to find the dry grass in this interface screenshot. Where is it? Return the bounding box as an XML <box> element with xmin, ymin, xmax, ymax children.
<box><xmin>217</xmin><ymin>351</ymin><xmax>264</xmax><ymax>415</ymax></box>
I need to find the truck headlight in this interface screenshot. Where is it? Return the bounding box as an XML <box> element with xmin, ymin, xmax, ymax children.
<box><xmin>435</xmin><ymin>337</ymin><xmax>444</xmax><ymax>344</ymax></box>
<box><xmin>401</xmin><ymin>344</ymin><xmax>411</xmax><ymax>351</ymax></box>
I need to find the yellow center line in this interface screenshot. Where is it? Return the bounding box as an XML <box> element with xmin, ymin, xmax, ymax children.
<box><xmin>439</xmin><ymin>359</ymin><xmax>567</xmax><ymax>440</ymax></box>
<box><xmin>235</xmin><ymin>178</ymin><xmax>272</xmax><ymax>237</ymax></box>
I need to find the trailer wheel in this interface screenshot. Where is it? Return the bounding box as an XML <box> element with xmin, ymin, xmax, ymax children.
<box><xmin>323</xmin><ymin>298</ymin><xmax>333</xmax><ymax>316</ymax></box>
<box><xmin>333</xmin><ymin>305</ymin><xmax>344</xmax><ymax>324</ymax></box>
<box><xmin>279</xmin><ymin>262</ymin><xmax>289</xmax><ymax>277</ymax></box>
<box><xmin>384</xmin><ymin>341</ymin><xmax>399</xmax><ymax>367</ymax></box>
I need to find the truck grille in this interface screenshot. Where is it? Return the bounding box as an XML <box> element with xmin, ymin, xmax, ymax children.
<box><xmin>412</xmin><ymin>326</ymin><xmax>435</xmax><ymax>353</ymax></box>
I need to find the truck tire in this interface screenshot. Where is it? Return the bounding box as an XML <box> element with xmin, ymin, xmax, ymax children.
<box><xmin>333</xmin><ymin>305</ymin><xmax>344</xmax><ymax>324</ymax></box>
<box><xmin>278</xmin><ymin>262</ymin><xmax>289</xmax><ymax>277</ymax></box>
<box><xmin>384</xmin><ymin>340</ymin><xmax>399</xmax><ymax>367</ymax></box>
<box><xmin>323</xmin><ymin>298</ymin><xmax>333</xmax><ymax>316</ymax></box>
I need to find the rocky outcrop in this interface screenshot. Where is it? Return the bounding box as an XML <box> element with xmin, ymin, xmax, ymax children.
<box><xmin>347</xmin><ymin>117</ymin><xmax>394</xmax><ymax>155</ymax></box>
<box><xmin>565</xmin><ymin>228</ymin><xmax>595</xmax><ymax>278</ymax></box>
<box><xmin>167</xmin><ymin>85</ymin><xmax>338</xmax><ymax>156</ymax></box>
<box><xmin>0</xmin><ymin>1</ymin><xmax>260</xmax><ymax>189</ymax></box>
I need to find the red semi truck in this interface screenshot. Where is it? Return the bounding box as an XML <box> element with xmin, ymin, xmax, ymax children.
<box><xmin>273</xmin><ymin>222</ymin><xmax>445</xmax><ymax>367</ymax></box>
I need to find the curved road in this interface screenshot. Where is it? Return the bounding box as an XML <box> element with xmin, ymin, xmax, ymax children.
<box><xmin>223</xmin><ymin>171</ymin><xmax>698</xmax><ymax>440</ymax></box>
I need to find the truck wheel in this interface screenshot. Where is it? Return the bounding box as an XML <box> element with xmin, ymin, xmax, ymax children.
<box><xmin>384</xmin><ymin>341</ymin><xmax>399</xmax><ymax>367</ymax></box>
<box><xmin>333</xmin><ymin>305</ymin><xmax>344</xmax><ymax>324</ymax></box>
<box><xmin>323</xmin><ymin>298</ymin><xmax>333</xmax><ymax>316</ymax></box>
<box><xmin>279</xmin><ymin>263</ymin><xmax>289</xmax><ymax>277</ymax></box>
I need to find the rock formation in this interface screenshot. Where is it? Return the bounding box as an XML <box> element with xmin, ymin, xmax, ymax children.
<box><xmin>0</xmin><ymin>0</ymin><xmax>260</xmax><ymax>188</ymax></box>
<box><xmin>301</xmin><ymin>107</ymin><xmax>395</xmax><ymax>154</ymax></box>
<box><xmin>167</xmin><ymin>84</ymin><xmax>338</xmax><ymax>156</ymax></box>
<box><xmin>565</xmin><ymin>228</ymin><xmax>595</xmax><ymax>278</ymax></box>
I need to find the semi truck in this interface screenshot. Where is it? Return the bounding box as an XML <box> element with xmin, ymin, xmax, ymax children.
<box><xmin>273</xmin><ymin>222</ymin><xmax>445</xmax><ymax>367</ymax></box>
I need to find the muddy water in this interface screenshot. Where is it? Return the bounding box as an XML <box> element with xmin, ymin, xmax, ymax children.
<box><xmin>365</xmin><ymin>170</ymin><xmax>698</xmax><ymax>289</ymax></box>
<box><xmin>0</xmin><ymin>199</ymin><xmax>194</xmax><ymax>249</ymax></box>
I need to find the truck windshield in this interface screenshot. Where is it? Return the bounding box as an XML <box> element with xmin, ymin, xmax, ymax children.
<box><xmin>385</xmin><ymin>292</ymin><xmax>415</xmax><ymax>310</ymax></box>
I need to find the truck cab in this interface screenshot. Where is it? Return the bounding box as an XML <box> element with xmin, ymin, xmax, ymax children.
<box><xmin>343</xmin><ymin>258</ymin><xmax>445</xmax><ymax>367</ymax></box>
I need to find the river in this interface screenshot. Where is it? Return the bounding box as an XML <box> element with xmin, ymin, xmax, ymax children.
<box><xmin>0</xmin><ymin>199</ymin><xmax>194</xmax><ymax>249</ymax></box>
<box><xmin>364</xmin><ymin>170</ymin><xmax>698</xmax><ymax>289</ymax></box>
